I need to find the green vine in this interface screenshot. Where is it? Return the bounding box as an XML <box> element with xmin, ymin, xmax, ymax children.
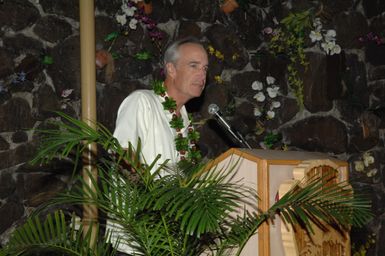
<box><xmin>268</xmin><ymin>10</ymin><xmax>313</xmax><ymax>108</ymax></box>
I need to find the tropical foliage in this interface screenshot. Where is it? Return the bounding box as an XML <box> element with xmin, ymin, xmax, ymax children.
<box><xmin>0</xmin><ymin>112</ymin><xmax>373</xmax><ymax>256</ymax></box>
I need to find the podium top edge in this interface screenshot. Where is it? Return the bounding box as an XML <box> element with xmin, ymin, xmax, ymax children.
<box><xmin>220</xmin><ymin>148</ymin><xmax>347</xmax><ymax>165</ymax></box>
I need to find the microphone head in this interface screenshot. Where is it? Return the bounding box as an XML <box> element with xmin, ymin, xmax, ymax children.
<box><xmin>208</xmin><ymin>103</ymin><xmax>219</xmax><ymax>115</ymax></box>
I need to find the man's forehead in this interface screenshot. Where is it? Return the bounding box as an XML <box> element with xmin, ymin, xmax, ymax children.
<box><xmin>179</xmin><ymin>46</ymin><xmax>208</xmax><ymax>61</ymax></box>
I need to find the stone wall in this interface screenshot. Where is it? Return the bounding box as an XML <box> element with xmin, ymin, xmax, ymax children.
<box><xmin>0</xmin><ymin>0</ymin><xmax>384</xmax><ymax>254</ymax></box>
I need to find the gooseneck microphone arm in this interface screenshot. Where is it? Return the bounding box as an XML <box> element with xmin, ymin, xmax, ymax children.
<box><xmin>208</xmin><ymin>104</ymin><xmax>252</xmax><ymax>149</ymax></box>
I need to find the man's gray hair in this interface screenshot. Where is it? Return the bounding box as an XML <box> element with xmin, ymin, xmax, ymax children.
<box><xmin>163</xmin><ymin>37</ymin><xmax>204</xmax><ymax>72</ymax></box>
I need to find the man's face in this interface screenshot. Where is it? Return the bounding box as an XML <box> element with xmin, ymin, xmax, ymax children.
<box><xmin>167</xmin><ymin>43</ymin><xmax>208</xmax><ymax>102</ymax></box>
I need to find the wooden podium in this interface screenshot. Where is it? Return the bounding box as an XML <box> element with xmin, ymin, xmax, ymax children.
<box><xmin>211</xmin><ymin>148</ymin><xmax>349</xmax><ymax>256</ymax></box>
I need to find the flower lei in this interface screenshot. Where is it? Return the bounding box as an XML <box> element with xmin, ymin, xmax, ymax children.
<box><xmin>152</xmin><ymin>80</ymin><xmax>201</xmax><ymax>164</ymax></box>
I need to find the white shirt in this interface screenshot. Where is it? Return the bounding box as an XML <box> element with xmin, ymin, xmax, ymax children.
<box><xmin>109</xmin><ymin>89</ymin><xmax>190</xmax><ymax>253</ymax></box>
<box><xmin>113</xmin><ymin>89</ymin><xmax>190</xmax><ymax>167</ymax></box>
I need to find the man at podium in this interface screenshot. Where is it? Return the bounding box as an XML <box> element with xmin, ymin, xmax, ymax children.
<box><xmin>113</xmin><ymin>36</ymin><xmax>208</xmax><ymax>167</ymax></box>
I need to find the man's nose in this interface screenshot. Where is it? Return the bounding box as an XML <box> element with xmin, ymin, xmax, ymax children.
<box><xmin>197</xmin><ymin>66</ymin><xmax>207</xmax><ymax>76</ymax></box>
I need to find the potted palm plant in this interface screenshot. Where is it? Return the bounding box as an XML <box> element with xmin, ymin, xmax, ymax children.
<box><xmin>0</xmin><ymin>112</ymin><xmax>372</xmax><ymax>256</ymax></box>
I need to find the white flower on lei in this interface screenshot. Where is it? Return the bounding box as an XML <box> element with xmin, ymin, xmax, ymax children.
<box><xmin>266</xmin><ymin>76</ymin><xmax>276</xmax><ymax>85</ymax></box>
<box><xmin>252</xmin><ymin>80</ymin><xmax>263</xmax><ymax>90</ymax></box>
<box><xmin>267</xmin><ymin>86</ymin><xmax>279</xmax><ymax>98</ymax></box>
<box><xmin>254</xmin><ymin>92</ymin><xmax>266</xmax><ymax>102</ymax></box>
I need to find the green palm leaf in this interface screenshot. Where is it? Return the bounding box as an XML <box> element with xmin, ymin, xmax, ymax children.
<box><xmin>0</xmin><ymin>211</ymin><xmax>112</xmax><ymax>256</ymax></box>
<box><xmin>218</xmin><ymin>173</ymin><xmax>373</xmax><ymax>255</ymax></box>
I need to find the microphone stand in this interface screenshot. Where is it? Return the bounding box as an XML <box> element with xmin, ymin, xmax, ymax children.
<box><xmin>212</xmin><ymin>112</ymin><xmax>252</xmax><ymax>149</ymax></box>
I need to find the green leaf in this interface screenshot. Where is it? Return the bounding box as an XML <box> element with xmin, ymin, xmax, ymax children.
<box><xmin>104</xmin><ymin>31</ymin><xmax>119</xmax><ymax>42</ymax></box>
<box><xmin>134</xmin><ymin>51</ymin><xmax>152</xmax><ymax>60</ymax></box>
<box><xmin>162</xmin><ymin>97</ymin><xmax>177</xmax><ymax>111</ymax></box>
<box><xmin>42</xmin><ymin>55</ymin><xmax>54</xmax><ymax>65</ymax></box>
<box><xmin>263</xmin><ymin>132</ymin><xmax>281</xmax><ymax>148</ymax></box>
<box><xmin>152</xmin><ymin>79</ymin><xmax>166</xmax><ymax>95</ymax></box>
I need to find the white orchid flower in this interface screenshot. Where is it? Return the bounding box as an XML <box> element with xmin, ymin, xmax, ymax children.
<box><xmin>310</xmin><ymin>30</ymin><xmax>322</xmax><ymax>42</ymax></box>
<box><xmin>313</xmin><ymin>18</ymin><xmax>322</xmax><ymax>32</ymax></box>
<box><xmin>124</xmin><ymin>6</ymin><xmax>136</xmax><ymax>17</ymax></box>
<box><xmin>262</xmin><ymin>27</ymin><xmax>273</xmax><ymax>35</ymax></box>
<box><xmin>366</xmin><ymin>168</ymin><xmax>378</xmax><ymax>177</ymax></box>
<box><xmin>321</xmin><ymin>41</ymin><xmax>334</xmax><ymax>54</ymax></box>
<box><xmin>313</xmin><ymin>18</ymin><xmax>322</xmax><ymax>27</ymax></box>
<box><xmin>321</xmin><ymin>42</ymin><xmax>330</xmax><ymax>54</ymax></box>
<box><xmin>321</xmin><ymin>41</ymin><xmax>341</xmax><ymax>55</ymax></box>
<box><xmin>254</xmin><ymin>92</ymin><xmax>266</xmax><ymax>102</ymax></box>
<box><xmin>129</xmin><ymin>18</ymin><xmax>138</xmax><ymax>29</ymax></box>
<box><xmin>354</xmin><ymin>161</ymin><xmax>365</xmax><ymax>172</ymax></box>
<box><xmin>267</xmin><ymin>110</ymin><xmax>275</xmax><ymax>119</ymax></box>
<box><xmin>267</xmin><ymin>86</ymin><xmax>279</xmax><ymax>98</ymax></box>
<box><xmin>330</xmin><ymin>43</ymin><xmax>341</xmax><ymax>55</ymax></box>
<box><xmin>115</xmin><ymin>14</ymin><xmax>127</xmax><ymax>25</ymax></box>
<box><xmin>266</xmin><ymin>76</ymin><xmax>276</xmax><ymax>85</ymax></box>
<box><xmin>363</xmin><ymin>152</ymin><xmax>374</xmax><ymax>167</ymax></box>
<box><xmin>271</xmin><ymin>101</ymin><xmax>281</xmax><ymax>109</ymax></box>
<box><xmin>254</xmin><ymin>107</ymin><xmax>262</xmax><ymax>117</ymax></box>
<box><xmin>251</xmin><ymin>80</ymin><xmax>263</xmax><ymax>90</ymax></box>
<box><xmin>324</xmin><ymin>29</ymin><xmax>337</xmax><ymax>42</ymax></box>
<box><xmin>61</xmin><ymin>89</ymin><xmax>74</xmax><ymax>98</ymax></box>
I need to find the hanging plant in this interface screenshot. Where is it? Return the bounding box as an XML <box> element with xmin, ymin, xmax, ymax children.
<box><xmin>219</xmin><ymin>0</ymin><xmax>239</xmax><ymax>14</ymax></box>
<box><xmin>94</xmin><ymin>32</ymin><xmax>120</xmax><ymax>83</ymax></box>
<box><xmin>115</xmin><ymin>0</ymin><xmax>164</xmax><ymax>57</ymax></box>
<box><xmin>251</xmin><ymin>75</ymin><xmax>282</xmax><ymax>121</ymax></box>
<box><xmin>266</xmin><ymin>9</ymin><xmax>342</xmax><ymax>108</ymax></box>
<box><xmin>95</xmin><ymin>49</ymin><xmax>111</xmax><ymax>69</ymax></box>
<box><xmin>136</xmin><ymin>0</ymin><xmax>153</xmax><ymax>15</ymax></box>
<box><xmin>266</xmin><ymin>10</ymin><xmax>313</xmax><ymax>108</ymax></box>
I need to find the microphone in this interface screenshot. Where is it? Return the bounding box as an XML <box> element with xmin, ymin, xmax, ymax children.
<box><xmin>208</xmin><ymin>104</ymin><xmax>251</xmax><ymax>149</ymax></box>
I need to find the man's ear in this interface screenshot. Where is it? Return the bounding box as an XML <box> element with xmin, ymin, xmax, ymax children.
<box><xmin>166</xmin><ymin>62</ymin><xmax>176</xmax><ymax>78</ymax></box>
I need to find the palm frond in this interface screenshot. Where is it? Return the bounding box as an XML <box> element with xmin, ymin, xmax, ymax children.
<box><xmin>141</xmin><ymin>162</ymin><xmax>258</xmax><ymax>238</ymax></box>
<box><xmin>270</xmin><ymin>175</ymin><xmax>373</xmax><ymax>234</ymax></box>
<box><xmin>215</xmin><ymin>173</ymin><xmax>373</xmax><ymax>256</ymax></box>
<box><xmin>31</xmin><ymin>112</ymin><xmax>124</xmax><ymax>166</ymax></box>
<box><xmin>215</xmin><ymin>211</ymin><xmax>263</xmax><ymax>256</ymax></box>
<box><xmin>0</xmin><ymin>211</ymin><xmax>112</xmax><ymax>256</ymax></box>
